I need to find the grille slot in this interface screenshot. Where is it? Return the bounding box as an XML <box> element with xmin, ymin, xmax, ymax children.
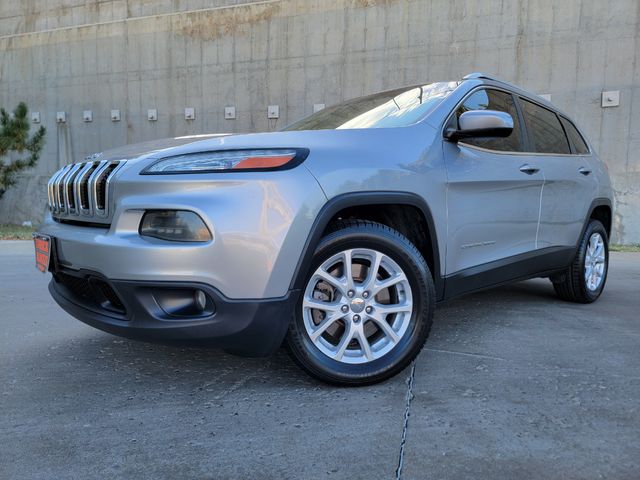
<box><xmin>94</xmin><ymin>163</ymin><xmax>118</xmax><ymax>211</ymax></box>
<box><xmin>55</xmin><ymin>272</ymin><xmax>127</xmax><ymax>316</ymax></box>
<box><xmin>48</xmin><ymin>160</ymin><xmax>124</xmax><ymax>223</ymax></box>
<box><xmin>93</xmin><ymin>279</ymin><xmax>126</xmax><ymax>312</ymax></box>
<box><xmin>63</xmin><ymin>164</ymin><xmax>83</xmax><ymax>213</ymax></box>
<box><xmin>57</xmin><ymin>181</ymin><xmax>65</xmax><ymax>211</ymax></box>
<box><xmin>79</xmin><ymin>162</ymin><xmax>99</xmax><ymax>211</ymax></box>
<box><xmin>48</xmin><ymin>164</ymin><xmax>72</xmax><ymax>212</ymax></box>
<box><xmin>57</xmin><ymin>272</ymin><xmax>94</xmax><ymax>302</ymax></box>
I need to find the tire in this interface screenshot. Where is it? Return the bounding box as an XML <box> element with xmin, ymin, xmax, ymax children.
<box><xmin>285</xmin><ymin>220</ymin><xmax>435</xmax><ymax>386</ymax></box>
<box><xmin>551</xmin><ymin>219</ymin><xmax>609</xmax><ymax>303</ymax></box>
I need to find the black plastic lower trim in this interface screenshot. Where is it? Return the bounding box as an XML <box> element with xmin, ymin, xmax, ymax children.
<box><xmin>49</xmin><ymin>273</ymin><xmax>299</xmax><ymax>357</ymax></box>
<box><xmin>443</xmin><ymin>246</ymin><xmax>575</xmax><ymax>299</ymax></box>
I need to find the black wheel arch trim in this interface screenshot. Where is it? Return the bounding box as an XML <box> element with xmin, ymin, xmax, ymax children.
<box><xmin>289</xmin><ymin>191</ymin><xmax>445</xmax><ymax>300</ymax></box>
<box><xmin>581</xmin><ymin>197</ymin><xmax>613</xmax><ymax>242</ymax></box>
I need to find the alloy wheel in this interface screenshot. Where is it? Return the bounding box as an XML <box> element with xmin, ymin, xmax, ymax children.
<box><xmin>302</xmin><ymin>248</ymin><xmax>413</xmax><ymax>364</ymax></box>
<box><xmin>584</xmin><ymin>232</ymin><xmax>606</xmax><ymax>291</ymax></box>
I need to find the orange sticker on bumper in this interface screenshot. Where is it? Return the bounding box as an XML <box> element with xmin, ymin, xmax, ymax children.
<box><xmin>33</xmin><ymin>235</ymin><xmax>51</xmax><ymax>273</ymax></box>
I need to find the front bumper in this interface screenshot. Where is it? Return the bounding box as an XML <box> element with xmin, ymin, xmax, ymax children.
<box><xmin>50</xmin><ymin>267</ymin><xmax>298</xmax><ymax>356</ymax></box>
<box><xmin>38</xmin><ymin>163</ymin><xmax>327</xmax><ymax>299</ymax></box>
<box><xmin>38</xmin><ymin>161</ymin><xmax>326</xmax><ymax>352</ymax></box>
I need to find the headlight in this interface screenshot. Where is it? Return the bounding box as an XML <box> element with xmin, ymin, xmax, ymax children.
<box><xmin>139</xmin><ymin>210</ymin><xmax>212</xmax><ymax>242</ymax></box>
<box><xmin>142</xmin><ymin>148</ymin><xmax>308</xmax><ymax>174</ymax></box>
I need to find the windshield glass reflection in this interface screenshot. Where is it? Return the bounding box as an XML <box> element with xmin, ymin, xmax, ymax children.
<box><xmin>284</xmin><ymin>82</ymin><xmax>459</xmax><ymax>131</ymax></box>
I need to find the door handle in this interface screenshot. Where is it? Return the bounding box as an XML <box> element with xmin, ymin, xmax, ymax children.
<box><xmin>578</xmin><ymin>167</ymin><xmax>592</xmax><ymax>176</ymax></box>
<box><xmin>519</xmin><ymin>164</ymin><xmax>540</xmax><ymax>175</ymax></box>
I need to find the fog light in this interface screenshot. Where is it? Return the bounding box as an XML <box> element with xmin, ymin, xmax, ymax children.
<box><xmin>195</xmin><ymin>289</ymin><xmax>207</xmax><ymax>311</ymax></box>
<box><xmin>140</xmin><ymin>210</ymin><xmax>212</xmax><ymax>242</ymax></box>
<box><xmin>152</xmin><ymin>288</ymin><xmax>215</xmax><ymax>317</ymax></box>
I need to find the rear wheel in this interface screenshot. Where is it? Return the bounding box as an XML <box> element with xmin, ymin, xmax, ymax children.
<box><xmin>286</xmin><ymin>220</ymin><xmax>435</xmax><ymax>385</ymax></box>
<box><xmin>552</xmin><ymin>220</ymin><xmax>609</xmax><ymax>303</ymax></box>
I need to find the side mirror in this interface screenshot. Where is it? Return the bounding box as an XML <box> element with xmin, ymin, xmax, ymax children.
<box><xmin>445</xmin><ymin>110</ymin><xmax>514</xmax><ymax>142</ymax></box>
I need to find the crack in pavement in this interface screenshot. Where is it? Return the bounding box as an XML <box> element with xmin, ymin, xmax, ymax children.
<box><xmin>424</xmin><ymin>347</ymin><xmax>507</xmax><ymax>361</ymax></box>
<box><xmin>395</xmin><ymin>361</ymin><xmax>416</xmax><ymax>480</ymax></box>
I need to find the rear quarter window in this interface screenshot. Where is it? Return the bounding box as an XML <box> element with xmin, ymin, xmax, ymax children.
<box><xmin>560</xmin><ymin>117</ymin><xmax>590</xmax><ymax>155</ymax></box>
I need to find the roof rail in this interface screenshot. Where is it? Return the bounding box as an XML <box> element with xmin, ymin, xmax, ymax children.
<box><xmin>462</xmin><ymin>72</ymin><xmax>497</xmax><ymax>81</ymax></box>
<box><xmin>462</xmin><ymin>72</ymin><xmax>527</xmax><ymax>92</ymax></box>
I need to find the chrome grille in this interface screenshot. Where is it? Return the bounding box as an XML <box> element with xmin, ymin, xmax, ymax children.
<box><xmin>48</xmin><ymin>160</ymin><xmax>125</xmax><ymax>222</ymax></box>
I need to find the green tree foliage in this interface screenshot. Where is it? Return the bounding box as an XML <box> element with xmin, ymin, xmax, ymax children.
<box><xmin>0</xmin><ymin>102</ymin><xmax>46</xmax><ymax>199</ymax></box>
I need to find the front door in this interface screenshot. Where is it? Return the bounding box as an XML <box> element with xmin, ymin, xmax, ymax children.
<box><xmin>443</xmin><ymin>88</ymin><xmax>543</xmax><ymax>275</ymax></box>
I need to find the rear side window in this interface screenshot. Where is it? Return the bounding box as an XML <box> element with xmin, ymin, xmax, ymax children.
<box><xmin>560</xmin><ymin>117</ymin><xmax>590</xmax><ymax>154</ymax></box>
<box><xmin>452</xmin><ymin>89</ymin><xmax>523</xmax><ymax>152</ymax></box>
<box><xmin>520</xmin><ymin>99</ymin><xmax>570</xmax><ymax>154</ymax></box>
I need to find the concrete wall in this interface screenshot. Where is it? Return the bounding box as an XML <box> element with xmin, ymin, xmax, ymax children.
<box><xmin>0</xmin><ymin>0</ymin><xmax>638</xmax><ymax>243</ymax></box>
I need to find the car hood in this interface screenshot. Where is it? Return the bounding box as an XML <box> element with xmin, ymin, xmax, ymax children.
<box><xmin>89</xmin><ymin>134</ymin><xmax>231</xmax><ymax>162</ymax></box>
<box><xmin>112</xmin><ymin>128</ymin><xmax>420</xmax><ymax>165</ymax></box>
<box><xmin>116</xmin><ymin>131</ymin><xmax>315</xmax><ymax>165</ymax></box>
<box><xmin>97</xmin><ymin>125</ymin><xmax>438</xmax><ymax>180</ymax></box>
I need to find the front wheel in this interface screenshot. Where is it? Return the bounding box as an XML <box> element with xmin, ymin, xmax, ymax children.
<box><xmin>552</xmin><ymin>219</ymin><xmax>609</xmax><ymax>303</ymax></box>
<box><xmin>286</xmin><ymin>220</ymin><xmax>435</xmax><ymax>386</ymax></box>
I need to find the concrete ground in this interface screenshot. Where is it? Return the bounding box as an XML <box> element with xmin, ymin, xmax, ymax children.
<box><xmin>1</xmin><ymin>240</ymin><xmax>639</xmax><ymax>480</ymax></box>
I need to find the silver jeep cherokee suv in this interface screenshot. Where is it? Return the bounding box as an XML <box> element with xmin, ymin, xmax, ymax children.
<box><xmin>36</xmin><ymin>73</ymin><xmax>612</xmax><ymax>385</ymax></box>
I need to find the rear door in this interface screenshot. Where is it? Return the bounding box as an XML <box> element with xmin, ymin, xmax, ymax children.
<box><xmin>443</xmin><ymin>88</ymin><xmax>544</xmax><ymax>274</ymax></box>
<box><xmin>518</xmin><ymin>99</ymin><xmax>597</xmax><ymax>248</ymax></box>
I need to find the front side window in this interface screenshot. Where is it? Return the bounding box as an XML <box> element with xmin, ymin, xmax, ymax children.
<box><xmin>521</xmin><ymin>99</ymin><xmax>571</xmax><ymax>154</ymax></box>
<box><xmin>450</xmin><ymin>89</ymin><xmax>523</xmax><ymax>152</ymax></box>
<box><xmin>283</xmin><ymin>82</ymin><xmax>459</xmax><ymax>131</ymax></box>
<box><xmin>560</xmin><ymin>117</ymin><xmax>590</xmax><ymax>155</ymax></box>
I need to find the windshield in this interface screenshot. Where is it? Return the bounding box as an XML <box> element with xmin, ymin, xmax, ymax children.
<box><xmin>283</xmin><ymin>82</ymin><xmax>459</xmax><ymax>131</ymax></box>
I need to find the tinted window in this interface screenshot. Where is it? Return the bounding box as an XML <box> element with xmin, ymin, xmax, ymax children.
<box><xmin>521</xmin><ymin>99</ymin><xmax>570</xmax><ymax>154</ymax></box>
<box><xmin>560</xmin><ymin>117</ymin><xmax>589</xmax><ymax>154</ymax></box>
<box><xmin>451</xmin><ymin>89</ymin><xmax>523</xmax><ymax>152</ymax></box>
<box><xmin>284</xmin><ymin>82</ymin><xmax>459</xmax><ymax>131</ymax></box>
